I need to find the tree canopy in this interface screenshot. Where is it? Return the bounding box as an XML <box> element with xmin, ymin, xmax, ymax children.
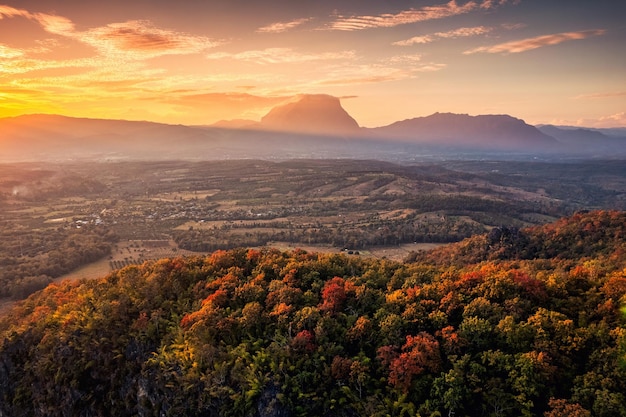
<box><xmin>1</xmin><ymin>210</ymin><xmax>626</xmax><ymax>417</ymax></box>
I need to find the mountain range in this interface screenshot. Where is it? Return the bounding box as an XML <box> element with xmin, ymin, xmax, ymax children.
<box><xmin>1</xmin><ymin>94</ymin><xmax>625</xmax><ymax>161</ymax></box>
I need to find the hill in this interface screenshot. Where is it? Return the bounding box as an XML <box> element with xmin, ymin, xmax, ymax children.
<box><xmin>1</xmin><ymin>210</ymin><xmax>625</xmax><ymax>416</ymax></box>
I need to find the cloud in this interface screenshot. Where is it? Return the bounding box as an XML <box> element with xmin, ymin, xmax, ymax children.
<box><xmin>326</xmin><ymin>0</ymin><xmax>512</xmax><ymax>31</ymax></box>
<box><xmin>597</xmin><ymin>112</ymin><xmax>626</xmax><ymax>128</ymax></box>
<box><xmin>386</xmin><ymin>54</ymin><xmax>447</xmax><ymax>71</ymax></box>
<box><xmin>158</xmin><ymin>92</ymin><xmax>291</xmax><ymax>122</ymax></box>
<box><xmin>0</xmin><ymin>56</ymin><xmax>97</xmax><ymax>75</ymax></box>
<box><xmin>551</xmin><ymin>112</ymin><xmax>626</xmax><ymax>129</ymax></box>
<box><xmin>311</xmin><ymin>62</ymin><xmax>421</xmax><ymax>87</ymax></box>
<box><xmin>257</xmin><ymin>18</ymin><xmax>312</xmax><ymax>33</ymax></box>
<box><xmin>394</xmin><ymin>35</ymin><xmax>433</xmax><ymax>46</ymax></box>
<box><xmin>437</xmin><ymin>26</ymin><xmax>493</xmax><ymax>39</ymax></box>
<box><xmin>573</xmin><ymin>91</ymin><xmax>626</xmax><ymax>100</ymax></box>
<box><xmin>32</xmin><ymin>12</ymin><xmax>76</xmax><ymax>35</ymax></box>
<box><xmin>0</xmin><ymin>5</ymin><xmax>219</xmax><ymax>59</ymax></box>
<box><xmin>464</xmin><ymin>29</ymin><xmax>606</xmax><ymax>54</ymax></box>
<box><xmin>0</xmin><ymin>5</ymin><xmax>32</xmax><ymax>19</ymax></box>
<box><xmin>0</xmin><ymin>85</ymin><xmax>44</xmax><ymax>99</ymax></box>
<box><xmin>0</xmin><ymin>5</ymin><xmax>75</xmax><ymax>35</ymax></box>
<box><xmin>501</xmin><ymin>23</ymin><xmax>526</xmax><ymax>31</ymax></box>
<box><xmin>318</xmin><ymin>73</ymin><xmax>411</xmax><ymax>86</ymax></box>
<box><xmin>166</xmin><ymin>92</ymin><xmax>287</xmax><ymax>109</ymax></box>
<box><xmin>82</xmin><ymin>20</ymin><xmax>220</xmax><ymax>57</ymax></box>
<box><xmin>394</xmin><ymin>26</ymin><xmax>493</xmax><ymax>46</ymax></box>
<box><xmin>388</xmin><ymin>54</ymin><xmax>423</xmax><ymax>63</ymax></box>
<box><xmin>414</xmin><ymin>63</ymin><xmax>448</xmax><ymax>72</ymax></box>
<box><xmin>206</xmin><ymin>48</ymin><xmax>355</xmax><ymax>64</ymax></box>
<box><xmin>479</xmin><ymin>0</ymin><xmax>517</xmax><ymax>8</ymax></box>
<box><xmin>0</xmin><ymin>44</ymin><xmax>24</xmax><ymax>59</ymax></box>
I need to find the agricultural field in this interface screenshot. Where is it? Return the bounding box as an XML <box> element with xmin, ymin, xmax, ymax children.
<box><xmin>1</xmin><ymin>158</ymin><xmax>626</xmax><ymax>303</ymax></box>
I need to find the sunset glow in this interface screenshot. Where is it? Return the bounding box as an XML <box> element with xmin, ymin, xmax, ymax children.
<box><xmin>0</xmin><ymin>0</ymin><xmax>624</xmax><ymax>127</ymax></box>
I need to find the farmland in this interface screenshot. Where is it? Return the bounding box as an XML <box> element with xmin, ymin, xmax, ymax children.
<box><xmin>1</xmin><ymin>158</ymin><xmax>626</xmax><ymax>302</ymax></box>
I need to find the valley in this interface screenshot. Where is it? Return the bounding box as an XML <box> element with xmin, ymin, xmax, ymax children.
<box><xmin>1</xmin><ymin>158</ymin><xmax>625</xmax><ymax>303</ymax></box>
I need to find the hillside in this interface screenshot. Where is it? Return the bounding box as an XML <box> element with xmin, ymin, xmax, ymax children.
<box><xmin>416</xmin><ymin>210</ymin><xmax>626</xmax><ymax>266</ymax></box>
<box><xmin>1</xmin><ymin>210</ymin><xmax>625</xmax><ymax>416</ymax></box>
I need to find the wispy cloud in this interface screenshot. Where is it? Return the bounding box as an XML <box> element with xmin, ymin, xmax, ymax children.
<box><xmin>0</xmin><ymin>5</ymin><xmax>219</xmax><ymax>59</ymax></box>
<box><xmin>326</xmin><ymin>0</ymin><xmax>512</xmax><ymax>31</ymax></box>
<box><xmin>257</xmin><ymin>18</ymin><xmax>312</xmax><ymax>33</ymax></box>
<box><xmin>318</xmin><ymin>72</ymin><xmax>412</xmax><ymax>86</ymax></box>
<box><xmin>82</xmin><ymin>20</ymin><xmax>220</xmax><ymax>58</ymax></box>
<box><xmin>464</xmin><ymin>29</ymin><xmax>606</xmax><ymax>54</ymax></box>
<box><xmin>206</xmin><ymin>48</ymin><xmax>355</xmax><ymax>65</ymax></box>
<box><xmin>0</xmin><ymin>5</ymin><xmax>76</xmax><ymax>36</ymax></box>
<box><xmin>0</xmin><ymin>43</ymin><xmax>24</xmax><ymax>59</ymax></box>
<box><xmin>388</xmin><ymin>54</ymin><xmax>423</xmax><ymax>63</ymax></box>
<box><xmin>414</xmin><ymin>63</ymin><xmax>448</xmax><ymax>72</ymax></box>
<box><xmin>387</xmin><ymin>54</ymin><xmax>447</xmax><ymax>71</ymax></box>
<box><xmin>0</xmin><ymin>5</ymin><xmax>32</xmax><ymax>19</ymax></box>
<box><xmin>311</xmin><ymin>61</ymin><xmax>433</xmax><ymax>87</ymax></box>
<box><xmin>394</xmin><ymin>26</ymin><xmax>494</xmax><ymax>46</ymax></box>
<box><xmin>551</xmin><ymin>112</ymin><xmax>626</xmax><ymax>129</ymax></box>
<box><xmin>573</xmin><ymin>91</ymin><xmax>626</xmax><ymax>100</ymax></box>
<box><xmin>597</xmin><ymin>112</ymin><xmax>626</xmax><ymax>127</ymax></box>
<box><xmin>165</xmin><ymin>92</ymin><xmax>288</xmax><ymax>111</ymax></box>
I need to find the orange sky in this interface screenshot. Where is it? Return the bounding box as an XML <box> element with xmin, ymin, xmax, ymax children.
<box><xmin>0</xmin><ymin>0</ymin><xmax>624</xmax><ymax>128</ymax></box>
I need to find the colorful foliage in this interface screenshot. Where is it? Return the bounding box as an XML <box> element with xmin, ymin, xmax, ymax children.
<box><xmin>0</xmin><ymin>211</ymin><xmax>625</xmax><ymax>416</ymax></box>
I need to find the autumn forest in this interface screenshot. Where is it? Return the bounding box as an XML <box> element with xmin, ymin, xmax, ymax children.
<box><xmin>1</xmin><ymin>209</ymin><xmax>625</xmax><ymax>416</ymax></box>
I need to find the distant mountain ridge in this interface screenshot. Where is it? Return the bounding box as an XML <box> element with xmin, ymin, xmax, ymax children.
<box><xmin>2</xmin><ymin>94</ymin><xmax>626</xmax><ymax>161</ymax></box>
<box><xmin>369</xmin><ymin>112</ymin><xmax>559</xmax><ymax>152</ymax></box>
<box><xmin>537</xmin><ymin>125</ymin><xmax>626</xmax><ymax>155</ymax></box>
<box><xmin>0</xmin><ymin>114</ymin><xmax>223</xmax><ymax>160</ymax></box>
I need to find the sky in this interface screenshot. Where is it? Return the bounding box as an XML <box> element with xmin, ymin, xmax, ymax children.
<box><xmin>0</xmin><ymin>0</ymin><xmax>624</xmax><ymax>128</ymax></box>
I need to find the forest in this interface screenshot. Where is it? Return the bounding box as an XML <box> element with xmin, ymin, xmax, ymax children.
<box><xmin>1</xmin><ymin>210</ymin><xmax>625</xmax><ymax>417</ymax></box>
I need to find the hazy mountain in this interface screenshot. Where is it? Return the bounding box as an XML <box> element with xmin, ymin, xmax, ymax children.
<box><xmin>0</xmin><ymin>113</ymin><xmax>368</xmax><ymax>162</ymax></box>
<box><xmin>538</xmin><ymin>125</ymin><xmax>626</xmax><ymax>155</ymax></box>
<box><xmin>258</xmin><ymin>94</ymin><xmax>360</xmax><ymax>135</ymax></box>
<box><xmin>542</xmin><ymin>125</ymin><xmax>626</xmax><ymax>138</ymax></box>
<box><xmin>593</xmin><ymin>127</ymin><xmax>626</xmax><ymax>137</ymax></box>
<box><xmin>0</xmin><ymin>114</ymin><xmax>223</xmax><ymax>160</ymax></box>
<box><xmin>2</xmin><ymin>99</ymin><xmax>626</xmax><ymax>161</ymax></box>
<box><xmin>368</xmin><ymin>112</ymin><xmax>560</xmax><ymax>152</ymax></box>
<box><xmin>209</xmin><ymin>119</ymin><xmax>257</xmax><ymax>129</ymax></box>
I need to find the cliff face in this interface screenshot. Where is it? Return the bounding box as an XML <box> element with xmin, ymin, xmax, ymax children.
<box><xmin>259</xmin><ymin>94</ymin><xmax>360</xmax><ymax>135</ymax></box>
